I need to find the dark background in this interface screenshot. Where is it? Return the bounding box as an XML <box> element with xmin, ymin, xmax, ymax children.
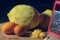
<box><xmin>0</xmin><ymin>0</ymin><xmax>55</xmax><ymax>23</ymax></box>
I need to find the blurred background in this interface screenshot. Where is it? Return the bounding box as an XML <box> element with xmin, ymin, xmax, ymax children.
<box><xmin>0</xmin><ymin>0</ymin><xmax>55</xmax><ymax>23</ymax></box>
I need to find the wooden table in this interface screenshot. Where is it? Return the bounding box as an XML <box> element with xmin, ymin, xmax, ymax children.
<box><xmin>0</xmin><ymin>23</ymin><xmax>42</xmax><ymax>40</ymax></box>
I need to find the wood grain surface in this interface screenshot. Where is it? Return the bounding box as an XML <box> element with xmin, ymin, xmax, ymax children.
<box><xmin>0</xmin><ymin>23</ymin><xmax>42</xmax><ymax>40</ymax></box>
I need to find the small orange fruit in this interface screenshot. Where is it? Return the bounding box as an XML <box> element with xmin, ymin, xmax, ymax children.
<box><xmin>14</xmin><ymin>24</ymin><xmax>27</xmax><ymax>36</ymax></box>
<box><xmin>2</xmin><ymin>22</ymin><xmax>17</xmax><ymax>35</ymax></box>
